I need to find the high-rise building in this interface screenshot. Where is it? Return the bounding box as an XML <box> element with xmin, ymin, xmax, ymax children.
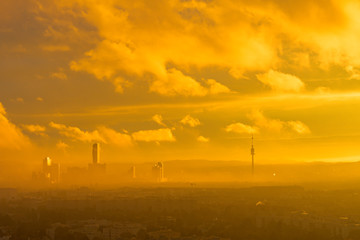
<box><xmin>251</xmin><ymin>135</ymin><xmax>255</xmax><ymax>176</ymax></box>
<box><xmin>131</xmin><ymin>165</ymin><xmax>136</xmax><ymax>179</ymax></box>
<box><xmin>92</xmin><ymin>143</ymin><xmax>100</xmax><ymax>164</ymax></box>
<box><xmin>152</xmin><ymin>162</ymin><xmax>164</xmax><ymax>182</ymax></box>
<box><xmin>89</xmin><ymin>143</ymin><xmax>106</xmax><ymax>175</ymax></box>
<box><xmin>43</xmin><ymin>157</ymin><xmax>52</xmax><ymax>178</ymax></box>
<box><xmin>42</xmin><ymin>157</ymin><xmax>60</xmax><ymax>184</ymax></box>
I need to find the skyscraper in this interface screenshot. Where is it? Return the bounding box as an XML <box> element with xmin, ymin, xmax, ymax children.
<box><xmin>152</xmin><ymin>162</ymin><xmax>164</xmax><ymax>182</ymax></box>
<box><xmin>251</xmin><ymin>135</ymin><xmax>255</xmax><ymax>176</ymax></box>
<box><xmin>42</xmin><ymin>157</ymin><xmax>60</xmax><ymax>184</ymax></box>
<box><xmin>92</xmin><ymin>143</ymin><xmax>100</xmax><ymax>164</ymax></box>
<box><xmin>89</xmin><ymin>143</ymin><xmax>106</xmax><ymax>175</ymax></box>
<box><xmin>132</xmin><ymin>165</ymin><xmax>136</xmax><ymax>179</ymax></box>
<box><xmin>43</xmin><ymin>157</ymin><xmax>52</xmax><ymax>178</ymax></box>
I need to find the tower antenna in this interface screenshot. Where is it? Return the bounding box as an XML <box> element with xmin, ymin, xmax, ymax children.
<box><xmin>251</xmin><ymin>134</ymin><xmax>255</xmax><ymax>176</ymax></box>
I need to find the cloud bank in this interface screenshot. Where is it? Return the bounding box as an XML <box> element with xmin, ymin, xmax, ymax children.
<box><xmin>0</xmin><ymin>103</ymin><xmax>30</xmax><ymax>149</ymax></box>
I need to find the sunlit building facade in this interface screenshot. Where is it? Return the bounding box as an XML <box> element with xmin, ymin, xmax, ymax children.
<box><xmin>42</xmin><ymin>157</ymin><xmax>60</xmax><ymax>184</ymax></box>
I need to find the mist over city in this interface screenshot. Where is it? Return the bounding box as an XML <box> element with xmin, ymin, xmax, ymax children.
<box><xmin>3</xmin><ymin>0</ymin><xmax>360</xmax><ymax>239</ymax></box>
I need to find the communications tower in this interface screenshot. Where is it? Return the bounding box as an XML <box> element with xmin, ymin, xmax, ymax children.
<box><xmin>251</xmin><ymin>135</ymin><xmax>255</xmax><ymax>176</ymax></box>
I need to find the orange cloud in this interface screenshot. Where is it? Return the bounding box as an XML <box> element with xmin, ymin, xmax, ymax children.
<box><xmin>180</xmin><ymin>115</ymin><xmax>201</xmax><ymax>127</ymax></box>
<box><xmin>22</xmin><ymin>124</ymin><xmax>47</xmax><ymax>136</ymax></box>
<box><xmin>287</xmin><ymin>121</ymin><xmax>311</xmax><ymax>134</ymax></box>
<box><xmin>0</xmin><ymin>103</ymin><xmax>30</xmax><ymax>149</ymax></box>
<box><xmin>62</xmin><ymin>0</ymin><xmax>274</xmax><ymax>94</ymax></box>
<box><xmin>49</xmin><ymin>122</ymin><xmax>133</xmax><ymax>147</ymax></box>
<box><xmin>247</xmin><ymin>110</ymin><xmax>311</xmax><ymax>134</ymax></box>
<box><xmin>97</xmin><ymin>126</ymin><xmax>133</xmax><ymax>147</ymax></box>
<box><xmin>51</xmin><ymin>72</ymin><xmax>67</xmax><ymax>80</ymax></box>
<box><xmin>150</xmin><ymin>69</ymin><xmax>230</xmax><ymax>96</ymax></box>
<box><xmin>152</xmin><ymin>114</ymin><xmax>167</xmax><ymax>127</ymax></box>
<box><xmin>132</xmin><ymin>128</ymin><xmax>176</xmax><ymax>142</ymax></box>
<box><xmin>225</xmin><ymin>123</ymin><xmax>258</xmax><ymax>134</ymax></box>
<box><xmin>197</xmin><ymin>135</ymin><xmax>210</xmax><ymax>143</ymax></box>
<box><xmin>256</xmin><ymin>70</ymin><xmax>305</xmax><ymax>92</ymax></box>
<box><xmin>150</xmin><ymin>69</ymin><xmax>207</xmax><ymax>96</ymax></box>
<box><xmin>248</xmin><ymin>110</ymin><xmax>285</xmax><ymax>132</ymax></box>
<box><xmin>56</xmin><ymin>140</ymin><xmax>69</xmax><ymax>152</ymax></box>
<box><xmin>18</xmin><ymin>0</ymin><xmax>360</xmax><ymax>91</ymax></box>
<box><xmin>49</xmin><ymin>122</ymin><xmax>104</xmax><ymax>142</ymax></box>
<box><xmin>207</xmin><ymin>79</ymin><xmax>231</xmax><ymax>95</ymax></box>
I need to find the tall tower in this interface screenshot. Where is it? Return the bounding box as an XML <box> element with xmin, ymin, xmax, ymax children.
<box><xmin>43</xmin><ymin>157</ymin><xmax>52</xmax><ymax>178</ymax></box>
<box><xmin>92</xmin><ymin>143</ymin><xmax>100</xmax><ymax>164</ymax></box>
<box><xmin>89</xmin><ymin>143</ymin><xmax>106</xmax><ymax>175</ymax></box>
<box><xmin>132</xmin><ymin>165</ymin><xmax>136</xmax><ymax>179</ymax></box>
<box><xmin>251</xmin><ymin>135</ymin><xmax>255</xmax><ymax>176</ymax></box>
<box><xmin>42</xmin><ymin>157</ymin><xmax>60</xmax><ymax>184</ymax></box>
<box><xmin>152</xmin><ymin>162</ymin><xmax>164</xmax><ymax>182</ymax></box>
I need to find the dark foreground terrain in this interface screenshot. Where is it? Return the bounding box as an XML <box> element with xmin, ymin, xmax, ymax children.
<box><xmin>0</xmin><ymin>186</ymin><xmax>360</xmax><ymax>240</ymax></box>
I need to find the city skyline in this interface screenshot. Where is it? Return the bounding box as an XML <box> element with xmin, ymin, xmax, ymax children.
<box><xmin>2</xmin><ymin>1</ymin><xmax>360</xmax><ymax>180</ymax></box>
<box><xmin>2</xmin><ymin>2</ymin><xmax>360</xmax><ymax>239</ymax></box>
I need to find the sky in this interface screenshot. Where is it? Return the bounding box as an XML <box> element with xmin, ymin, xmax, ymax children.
<box><xmin>2</xmin><ymin>0</ymin><xmax>360</xmax><ymax>172</ymax></box>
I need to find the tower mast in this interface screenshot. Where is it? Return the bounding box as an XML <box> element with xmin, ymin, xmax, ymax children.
<box><xmin>251</xmin><ymin>135</ymin><xmax>255</xmax><ymax>176</ymax></box>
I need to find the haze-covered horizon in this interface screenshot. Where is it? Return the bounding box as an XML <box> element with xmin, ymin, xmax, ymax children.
<box><xmin>3</xmin><ymin>0</ymin><xmax>360</xmax><ymax>187</ymax></box>
<box><xmin>4</xmin><ymin>2</ymin><xmax>360</xmax><ymax>240</ymax></box>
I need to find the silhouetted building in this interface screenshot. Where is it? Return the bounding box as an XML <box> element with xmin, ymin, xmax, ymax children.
<box><xmin>92</xmin><ymin>143</ymin><xmax>100</xmax><ymax>164</ymax></box>
<box><xmin>89</xmin><ymin>143</ymin><xmax>106</xmax><ymax>175</ymax></box>
<box><xmin>152</xmin><ymin>162</ymin><xmax>165</xmax><ymax>182</ymax></box>
<box><xmin>131</xmin><ymin>165</ymin><xmax>136</xmax><ymax>179</ymax></box>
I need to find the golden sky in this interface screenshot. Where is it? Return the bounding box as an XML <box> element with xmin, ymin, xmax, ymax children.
<box><xmin>1</xmin><ymin>0</ymin><xmax>360</xmax><ymax>170</ymax></box>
